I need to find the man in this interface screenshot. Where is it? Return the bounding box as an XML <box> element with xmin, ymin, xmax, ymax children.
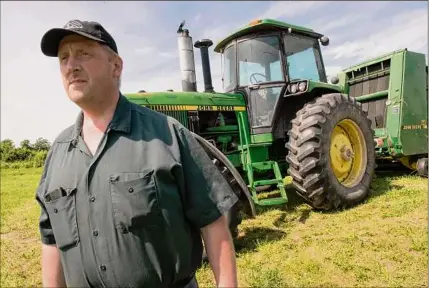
<box><xmin>35</xmin><ymin>19</ymin><xmax>238</xmax><ymax>288</ymax></box>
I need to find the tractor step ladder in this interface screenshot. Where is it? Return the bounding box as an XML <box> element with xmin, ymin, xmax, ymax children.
<box><xmin>237</xmin><ymin>112</ymin><xmax>288</xmax><ymax>206</ymax></box>
<box><xmin>247</xmin><ymin>159</ymin><xmax>288</xmax><ymax>206</ymax></box>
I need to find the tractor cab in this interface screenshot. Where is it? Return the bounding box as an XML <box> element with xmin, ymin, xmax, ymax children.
<box><xmin>214</xmin><ymin>19</ymin><xmax>329</xmax><ymax>133</ymax></box>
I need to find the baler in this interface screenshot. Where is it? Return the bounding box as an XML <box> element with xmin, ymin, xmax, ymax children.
<box><xmin>334</xmin><ymin>49</ymin><xmax>428</xmax><ymax>176</ymax></box>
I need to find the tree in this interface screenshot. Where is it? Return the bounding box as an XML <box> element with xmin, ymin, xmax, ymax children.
<box><xmin>20</xmin><ymin>139</ymin><xmax>33</xmax><ymax>150</ymax></box>
<box><xmin>0</xmin><ymin>139</ymin><xmax>15</xmax><ymax>154</ymax></box>
<box><xmin>33</xmin><ymin>138</ymin><xmax>51</xmax><ymax>151</ymax></box>
<box><xmin>1</xmin><ymin>139</ymin><xmax>15</xmax><ymax>160</ymax></box>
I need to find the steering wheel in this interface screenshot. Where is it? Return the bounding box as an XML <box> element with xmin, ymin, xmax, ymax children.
<box><xmin>250</xmin><ymin>73</ymin><xmax>267</xmax><ymax>84</ymax></box>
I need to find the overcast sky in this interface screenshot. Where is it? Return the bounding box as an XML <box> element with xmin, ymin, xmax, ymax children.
<box><xmin>1</xmin><ymin>1</ymin><xmax>427</xmax><ymax>145</ymax></box>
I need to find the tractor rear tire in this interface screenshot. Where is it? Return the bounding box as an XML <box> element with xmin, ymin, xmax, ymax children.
<box><xmin>286</xmin><ymin>93</ymin><xmax>376</xmax><ymax>210</ymax></box>
<box><xmin>211</xmin><ymin>158</ymin><xmax>243</xmax><ymax>238</ymax></box>
<box><xmin>191</xmin><ymin>136</ymin><xmax>246</xmax><ymax>238</ymax></box>
<box><xmin>192</xmin><ymin>132</ymin><xmax>251</xmax><ymax>262</ymax></box>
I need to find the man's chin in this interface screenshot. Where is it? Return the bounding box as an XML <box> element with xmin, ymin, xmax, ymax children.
<box><xmin>68</xmin><ymin>92</ymin><xmax>90</xmax><ymax>106</ymax></box>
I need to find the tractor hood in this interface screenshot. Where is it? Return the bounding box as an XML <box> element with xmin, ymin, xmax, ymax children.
<box><xmin>125</xmin><ymin>91</ymin><xmax>246</xmax><ymax>109</ymax></box>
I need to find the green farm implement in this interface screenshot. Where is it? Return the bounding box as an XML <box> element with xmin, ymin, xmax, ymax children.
<box><xmin>334</xmin><ymin>49</ymin><xmax>428</xmax><ymax>177</ymax></box>
<box><xmin>123</xmin><ymin>18</ymin><xmax>427</xmax><ymax>238</ymax></box>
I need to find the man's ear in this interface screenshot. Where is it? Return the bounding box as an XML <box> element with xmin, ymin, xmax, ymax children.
<box><xmin>113</xmin><ymin>56</ymin><xmax>123</xmax><ymax>77</ymax></box>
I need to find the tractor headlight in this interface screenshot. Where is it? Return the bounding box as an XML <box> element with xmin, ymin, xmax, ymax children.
<box><xmin>298</xmin><ymin>82</ymin><xmax>306</xmax><ymax>92</ymax></box>
<box><xmin>290</xmin><ymin>84</ymin><xmax>298</xmax><ymax>94</ymax></box>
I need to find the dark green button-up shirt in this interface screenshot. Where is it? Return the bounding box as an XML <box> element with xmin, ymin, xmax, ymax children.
<box><xmin>35</xmin><ymin>94</ymin><xmax>238</xmax><ymax>287</ymax></box>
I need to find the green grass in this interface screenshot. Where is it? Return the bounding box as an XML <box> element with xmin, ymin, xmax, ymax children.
<box><xmin>1</xmin><ymin>168</ymin><xmax>44</xmax><ymax>287</ymax></box>
<box><xmin>1</xmin><ymin>168</ymin><xmax>427</xmax><ymax>287</ymax></box>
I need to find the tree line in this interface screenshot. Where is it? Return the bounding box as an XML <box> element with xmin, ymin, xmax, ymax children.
<box><xmin>1</xmin><ymin>138</ymin><xmax>51</xmax><ymax>168</ymax></box>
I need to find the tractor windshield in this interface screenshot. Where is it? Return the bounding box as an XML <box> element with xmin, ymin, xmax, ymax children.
<box><xmin>237</xmin><ymin>35</ymin><xmax>284</xmax><ymax>86</ymax></box>
<box><xmin>284</xmin><ymin>33</ymin><xmax>324</xmax><ymax>82</ymax></box>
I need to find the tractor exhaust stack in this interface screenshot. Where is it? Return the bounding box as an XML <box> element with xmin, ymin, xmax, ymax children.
<box><xmin>194</xmin><ymin>39</ymin><xmax>214</xmax><ymax>93</ymax></box>
<box><xmin>177</xmin><ymin>21</ymin><xmax>197</xmax><ymax>92</ymax></box>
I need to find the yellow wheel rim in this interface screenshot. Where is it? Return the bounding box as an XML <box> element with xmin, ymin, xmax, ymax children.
<box><xmin>330</xmin><ymin>119</ymin><xmax>367</xmax><ymax>187</ymax></box>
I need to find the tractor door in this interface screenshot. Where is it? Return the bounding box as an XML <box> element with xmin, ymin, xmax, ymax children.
<box><xmin>236</xmin><ymin>34</ymin><xmax>287</xmax><ymax>134</ymax></box>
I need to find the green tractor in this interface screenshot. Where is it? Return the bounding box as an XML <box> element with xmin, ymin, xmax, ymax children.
<box><xmin>333</xmin><ymin>49</ymin><xmax>428</xmax><ymax>177</ymax></box>
<box><xmin>125</xmin><ymin>19</ymin><xmax>376</xmax><ymax>236</ymax></box>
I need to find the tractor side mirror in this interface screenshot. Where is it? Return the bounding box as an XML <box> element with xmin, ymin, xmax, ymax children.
<box><xmin>320</xmin><ymin>36</ymin><xmax>329</xmax><ymax>46</ymax></box>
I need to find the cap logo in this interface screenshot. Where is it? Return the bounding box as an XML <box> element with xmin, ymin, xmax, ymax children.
<box><xmin>64</xmin><ymin>20</ymin><xmax>83</xmax><ymax>30</ymax></box>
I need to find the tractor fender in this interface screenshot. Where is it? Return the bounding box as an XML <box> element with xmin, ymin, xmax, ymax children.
<box><xmin>192</xmin><ymin>132</ymin><xmax>257</xmax><ymax>218</ymax></box>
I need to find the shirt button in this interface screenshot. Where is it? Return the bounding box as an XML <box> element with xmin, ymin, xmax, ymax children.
<box><xmin>89</xmin><ymin>196</ymin><xmax>95</xmax><ymax>202</ymax></box>
<box><xmin>128</xmin><ymin>187</ymin><xmax>134</xmax><ymax>193</ymax></box>
<box><xmin>100</xmin><ymin>265</ymin><xmax>106</xmax><ymax>271</ymax></box>
<box><xmin>53</xmin><ymin>208</ymin><xmax>58</xmax><ymax>213</ymax></box>
<box><xmin>93</xmin><ymin>230</ymin><xmax>99</xmax><ymax>237</ymax></box>
<box><xmin>109</xmin><ymin>175</ymin><xmax>119</xmax><ymax>183</ymax></box>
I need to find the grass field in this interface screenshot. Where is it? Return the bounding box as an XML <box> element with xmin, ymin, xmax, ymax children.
<box><xmin>1</xmin><ymin>167</ymin><xmax>427</xmax><ymax>287</ymax></box>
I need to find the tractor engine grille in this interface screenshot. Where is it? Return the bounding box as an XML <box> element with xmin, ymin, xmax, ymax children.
<box><xmin>147</xmin><ymin>105</ymin><xmax>189</xmax><ymax>129</ymax></box>
<box><xmin>347</xmin><ymin>59</ymin><xmax>390</xmax><ymax>129</ymax></box>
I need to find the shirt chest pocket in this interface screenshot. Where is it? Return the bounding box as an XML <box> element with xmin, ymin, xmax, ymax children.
<box><xmin>44</xmin><ymin>187</ymin><xmax>79</xmax><ymax>250</ymax></box>
<box><xmin>109</xmin><ymin>169</ymin><xmax>164</xmax><ymax>233</ymax></box>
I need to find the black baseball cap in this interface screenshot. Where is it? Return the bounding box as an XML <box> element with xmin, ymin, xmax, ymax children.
<box><xmin>41</xmin><ymin>19</ymin><xmax>118</xmax><ymax>57</ymax></box>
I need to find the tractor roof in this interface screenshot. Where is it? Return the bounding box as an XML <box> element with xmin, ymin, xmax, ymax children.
<box><xmin>214</xmin><ymin>18</ymin><xmax>323</xmax><ymax>53</ymax></box>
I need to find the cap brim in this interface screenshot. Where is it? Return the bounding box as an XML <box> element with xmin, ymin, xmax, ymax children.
<box><xmin>41</xmin><ymin>28</ymin><xmax>106</xmax><ymax>57</ymax></box>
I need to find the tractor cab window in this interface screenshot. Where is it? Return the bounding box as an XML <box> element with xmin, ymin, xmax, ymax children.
<box><xmin>222</xmin><ymin>44</ymin><xmax>237</xmax><ymax>92</ymax></box>
<box><xmin>238</xmin><ymin>35</ymin><xmax>284</xmax><ymax>86</ymax></box>
<box><xmin>284</xmin><ymin>34</ymin><xmax>325</xmax><ymax>82</ymax></box>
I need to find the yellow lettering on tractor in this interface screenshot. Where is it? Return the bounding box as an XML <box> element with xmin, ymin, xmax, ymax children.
<box><xmin>198</xmin><ymin>105</ymin><xmax>214</xmax><ymax>111</ymax></box>
<box><xmin>145</xmin><ymin>105</ymin><xmax>246</xmax><ymax>112</ymax></box>
<box><xmin>402</xmin><ymin>123</ymin><xmax>426</xmax><ymax>130</ymax></box>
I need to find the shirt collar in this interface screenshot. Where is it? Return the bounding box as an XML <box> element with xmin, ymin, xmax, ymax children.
<box><xmin>107</xmin><ymin>93</ymin><xmax>132</xmax><ymax>133</ymax></box>
<box><xmin>71</xmin><ymin>93</ymin><xmax>132</xmax><ymax>147</ymax></box>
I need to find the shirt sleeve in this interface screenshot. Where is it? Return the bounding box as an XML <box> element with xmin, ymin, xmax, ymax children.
<box><xmin>35</xmin><ymin>148</ymin><xmax>56</xmax><ymax>245</ymax></box>
<box><xmin>175</xmin><ymin>126</ymin><xmax>239</xmax><ymax>228</ymax></box>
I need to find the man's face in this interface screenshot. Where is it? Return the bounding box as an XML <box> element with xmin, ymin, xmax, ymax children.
<box><xmin>57</xmin><ymin>34</ymin><xmax>121</xmax><ymax>105</ymax></box>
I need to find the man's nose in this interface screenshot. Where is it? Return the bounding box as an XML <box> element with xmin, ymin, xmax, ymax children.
<box><xmin>65</xmin><ymin>56</ymin><xmax>82</xmax><ymax>73</ymax></box>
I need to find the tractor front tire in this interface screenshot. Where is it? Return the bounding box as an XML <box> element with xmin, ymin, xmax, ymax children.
<box><xmin>286</xmin><ymin>93</ymin><xmax>376</xmax><ymax>210</ymax></box>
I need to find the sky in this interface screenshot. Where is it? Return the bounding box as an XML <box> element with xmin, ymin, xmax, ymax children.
<box><xmin>1</xmin><ymin>1</ymin><xmax>428</xmax><ymax>145</ymax></box>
